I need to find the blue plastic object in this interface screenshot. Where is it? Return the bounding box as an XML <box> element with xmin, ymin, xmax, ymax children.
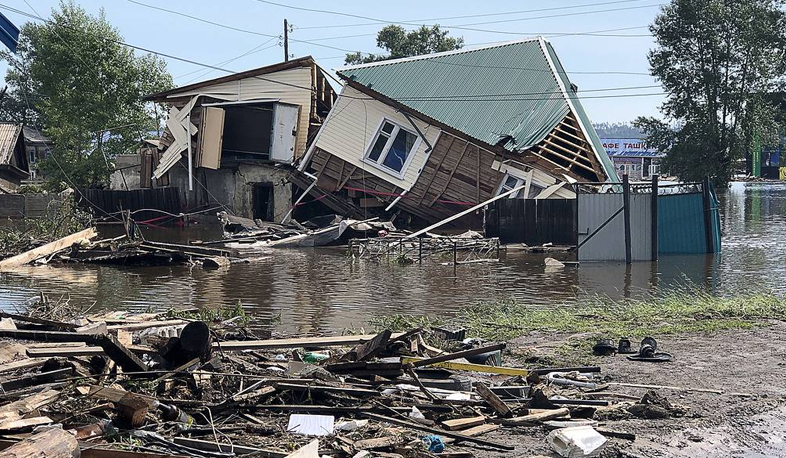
<box><xmin>422</xmin><ymin>435</ymin><xmax>445</xmax><ymax>453</ymax></box>
<box><xmin>0</xmin><ymin>12</ymin><xmax>19</xmax><ymax>53</ymax></box>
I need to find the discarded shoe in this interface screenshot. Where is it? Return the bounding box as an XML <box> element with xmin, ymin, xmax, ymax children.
<box><xmin>626</xmin><ymin>337</ymin><xmax>672</xmax><ymax>362</ymax></box>
<box><xmin>617</xmin><ymin>337</ymin><xmax>636</xmax><ymax>354</ymax></box>
<box><xmin>592</xmin><ymin>338</ymin><xmax>616</xmax><ymax>356</ymax></box>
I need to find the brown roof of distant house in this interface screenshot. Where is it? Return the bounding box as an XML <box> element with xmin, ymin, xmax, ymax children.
<box><xmin>145</xmin><ymin>56</ymin><xmax>316</xmax><ymax>102</ymax></box>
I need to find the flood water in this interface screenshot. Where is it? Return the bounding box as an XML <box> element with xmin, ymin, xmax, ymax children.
<box><xmin>0</xmin><ymin>181</ymin><xmax>783</xmax><ymax>334</ymax></box>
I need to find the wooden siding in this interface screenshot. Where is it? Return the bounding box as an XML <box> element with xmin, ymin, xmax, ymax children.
<box><xmin>311</xmin><ymin>86</ymin><xmax>441</xmax><ymax>191</ymax></box>
<box><xmin>166</xmin><ymin>66</ymin><xmax>314</xmax><ymax>158</ymax></box>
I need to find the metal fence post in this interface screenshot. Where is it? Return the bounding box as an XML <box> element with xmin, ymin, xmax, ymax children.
<box><xmin>651</xmin><ymin>174</ymin><xmax>658</xmax><ymax>261</ymax></box>
<box><xmin>623</xmin><ymin>174</ymin><xmax>632</xmax><ymax>264</ymax></box>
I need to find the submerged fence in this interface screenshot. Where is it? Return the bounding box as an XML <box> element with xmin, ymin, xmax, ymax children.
<box><xmin>76</xmin><ymin>187</ymin><xmax>181</xmax><ymax>223</ymax></box>
<box><xmin>576</xmin><ymin>176</ymin><xmax>721</xmax><ymax>262</ymax></box>
<box><xmin>486</xmin><ymin>199</ymin><xmax>576</xmax><ymax>246</ymax></box>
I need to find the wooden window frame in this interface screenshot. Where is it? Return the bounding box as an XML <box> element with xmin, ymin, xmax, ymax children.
<box><xmin>363</xmin><ymin>118</ymin><xmax>421</xmax><ymax>179</ymax></box>
<box><xmin>497</xmin><ymin>173</ymin><xmax>524</xmax><ymax>199</ymax></box>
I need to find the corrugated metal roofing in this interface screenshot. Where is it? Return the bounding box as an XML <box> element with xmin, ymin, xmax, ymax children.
<box><xmin>0</xmin><ymin>122</ymin><xmax>22</xmax><ymax>165</ymax></box>
<box><xmin>339</xmin><ymin>38</ymin><xmax>617</xmax><ymax>180</ymax></box>
<box><xmin>339</xmin><ymin>39</ymin><xmax>568</xmax><ymax>151</ymax></box>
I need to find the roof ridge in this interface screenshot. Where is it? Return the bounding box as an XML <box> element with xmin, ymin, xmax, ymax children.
<box><xmin>335</xmin><ymin>36</ymin><xmax>546</xmax><ymax>73</ymax></box>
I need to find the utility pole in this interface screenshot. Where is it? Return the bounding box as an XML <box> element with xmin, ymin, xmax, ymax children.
<box><xmin>283</xmin><ymin>19</ymin><xmax>289</xmax><ymax>62</ymax></box>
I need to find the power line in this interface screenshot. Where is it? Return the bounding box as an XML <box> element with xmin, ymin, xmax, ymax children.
<box><xmin>296</xmin><ymin>0</ymin><xmax>652</xmax><ymax>29</ymax></box>
<box><xmin>0</xmin><ymin>4</ymin><xmax>662</xmax><ymax>103</ymax></box>
<box><xmin>251</xmin><ymin>0</ymin><xmax>660</xmax><ymax>37</ymax></box>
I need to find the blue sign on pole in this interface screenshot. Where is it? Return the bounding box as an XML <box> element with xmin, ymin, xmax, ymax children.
<box><xmin>0</xmin><ymin>12</ymin><xmax>19</xmax><ymax>53</ymax></box>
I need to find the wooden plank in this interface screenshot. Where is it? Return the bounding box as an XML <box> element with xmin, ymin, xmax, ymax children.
<box><xmin>410</xmin><ymin>343</ymin><xmax>505</xmax><ymax>368</ymax></box>
<box><xmin>348</xmin><ymin>329</ymin><xmax>391</xmax><ymax>362</ymax></box>
<box><xmin>274</xmin><ymin>383</ymin><xmax>379</xmax><ymax>397</ymax></box>
<box><xmin>0</xmin><ymin>428</ymin><xmax>78</xmax><ymax>458</ymax></box>
<box><xmin>1</xmin><ymin>368</ymin><xmax>73</xmax><ymax>392</ymax></box>
<box><xmin>215</xmin><ymin>333</ymin><xmax>403</xmax><ymax>351</ymax></box>
<box><xmin>401</xmin><ymin>357</ymin><xmax>528</xmax><ymax>377</ymax></box>
<box><xmin>499</xmin><ymin>407</ymin><xmax>570</xmax><ymax>426</ymax></box>
<box><xmin>0</xmin><ymin>312</ymin><xmax>77</xmax><ymax>330</ymax></box>
<box><xmin>0</xmin><ymin>358</ymin><xmax>47</xmax><ymax>374</ymax></box>
<box><xmin>475</xmin><ymin>382</ymin><xmax>512</xmax><ymax>418</ymax></box>
<box><xmin>197</xmin><ymin>107</ymin><xmax>225</xmax><ymax>169</ymax></box>
<box><xmin>441</xmin><ymin>416</ymin><xmax>485</xmax><ymax>431</ymax></box>
<box><xmin>0</xmin><ymin>228</ymin><xmax>97</xmax><ymax>269</ymax></box>
<box><xmin>0</xmin><ymin>416</ymin><xmax>52</xmax><ymax>432</ymax></box>
<box><xmin>354</xmin><ymin>436</ymin><xmax>406</xmax><ymax>450</ymax></box>
<box><xmin>461</xmin><ymin>423</ymin><xmax>501</xmax><ymax>437</ymax></box>
<box><xmin>106</xmin><ymin>319</ymin><xmax>187</xmax><ymax>331</ymax></box>
<box><xmin>363</xmin><ymin>413</ymin><xmax>513</xmax><ymax>451</ymax></box>
<box><xmin>96</xmin><ymin>335</ymin><xmax>148</xmax><ymax>373</ymax></box>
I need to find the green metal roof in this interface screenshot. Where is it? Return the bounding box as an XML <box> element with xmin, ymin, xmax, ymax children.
<box><xmin>338</xmin><ymin>38</ymin><xmax>617</xmax><ymax>180</ymax></box>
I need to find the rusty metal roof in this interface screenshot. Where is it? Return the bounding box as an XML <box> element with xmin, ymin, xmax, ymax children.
<box><xmin>0</xmin><ymin>122</ymin><xmax>22</xmax><ymax>165</ymax></box>
<box><xmin>337</xmin><ymin>38</ymin><xmax>616</xmax><ymax>179</ymax></box>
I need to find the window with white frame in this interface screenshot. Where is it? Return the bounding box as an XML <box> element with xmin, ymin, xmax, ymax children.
<box><xmin>497</xmin><ymin>174</ymin><xmax>524</xmax><ymax>198</ymax></box>
<box><xmin>365</xmin><ymin>120</ymin><xmax>419</xmax><ymax>175</ymax></box>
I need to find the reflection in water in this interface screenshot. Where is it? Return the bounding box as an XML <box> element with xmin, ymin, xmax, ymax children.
<box><xmin>0</xmin><ymin>182</ymin><xmax>783</xmax><ymax>333</ymax></box>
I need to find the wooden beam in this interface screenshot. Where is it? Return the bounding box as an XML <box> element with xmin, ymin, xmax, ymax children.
<box><xmin>363</xmin><ymin>413</ymin><xmax>513</xmax><ymax>451</ymax></box>
<box><xmin>410</xmin><ymin>343</ymin><xmax>505</xmax><ymax>368</ymax></box>
<box><xmin>417</xmin><ymin>135</ymin><xmax>456</xmax><ymax>206</ymax></box>
<box><xmin>0</xmin><ymin>228</ymin><xmax>97</xmax><ymax>270</ymax></box>
<box><xmin>441</xmin><ymin>416</ymin><xmax>486</xmax><ymax>431</ymax></box>
<box><xmin>0</xmin><ymin>428</ymin><xmax>78</xmax><ymax>458</ymax></box>
<box><xmin>428</xmin><ymin>141</ymin><xmax>470</xmax><ymax>207</ymax></box>
<box><xmin>401</xmin><ymin>357</ymin><xmax>527</xmax><ymax>376</ymax></box>
<box><xmin>475</xmin><ymin>382</ymin><xmax>512</xmax><ymax>418</ymax></box>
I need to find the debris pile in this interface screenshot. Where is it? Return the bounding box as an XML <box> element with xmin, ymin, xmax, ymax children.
<box><xmin>0</xmin><ymin>306</ymin><xmax>690</xmax><ymax>458</ymax></box>
<box><xmin>0</xmin><ymin>227</ymin><xmax>237</xmax><ymax>270</ymax></box>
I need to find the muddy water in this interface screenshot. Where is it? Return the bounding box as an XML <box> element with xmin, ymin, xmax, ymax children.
<box><xmin>0</xmin><ymin>181</ymin><xmax>783</xmax><ymax>334</ymax></box>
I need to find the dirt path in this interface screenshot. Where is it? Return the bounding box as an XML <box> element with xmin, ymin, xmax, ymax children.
<box><xmin>464</xmin><ymin>323</ymin><xmax>786</xmax><ymax>457</ymax></box>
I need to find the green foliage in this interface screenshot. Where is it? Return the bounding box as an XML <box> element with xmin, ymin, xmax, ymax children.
<box><xmin>345</xmin><ymin>25</ymin><xmax>463</xmax><ymax>65</ymax></box>
<box><xmin>0</xmin><ymin>1</ymin><xmax>173</xmax><ymax>190</ymax></box>
<box><xmin>0</xmin><ymin>196</ymin><xmax>93</xmax><ymax>255</ymax></box>
<box><xmin>372</xmin><ymin>290</ymin><xmax>786</xmax><ymax>341</ymax></box>
<box><xmin>638</xmin><ymin>0</ymin><xmax>786</xmax><ymax>185</ymax></box>
<box><xmin>168</xmin><ymin>300</ymin><xmax>249</xmax><ymax>326</ymax></box>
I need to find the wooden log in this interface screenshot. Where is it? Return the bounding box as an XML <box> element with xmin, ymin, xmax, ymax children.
<box><xmin>499</xmin><ymin>407</ymin><xmax>570</xmax><ymax>426</ymax></box>
<box><xmin>363</xmin><ymin>413</ymin><xmax>514</xmax><ymax>451</ymax></box>
<box><xmin>117</xmin><ymin>393</ymin><xmax>150</xmax><ymax>427</ymax></box>
<box><xmin>0</xmin><ymin>428</ymin><xmax>79</xmax><ymax>458</ymax></box>
<box><xmin>410</xmin><ymin>343</ymin><xmax>506</xmax><ymax>368</ymax></box>
<box><xmin>441</xmin><ymin>416</ymin><xmax>486</xmax><ymax>431</ymax></box>
<box><xmin>0</xmin><ymin>227</ymin><xmax>97</xmax><ymax>270</ymax></box>
<box><xmin>475</xmin><ymin>382</ymin><xmax>512</xmax><ymax>418</ymax></box>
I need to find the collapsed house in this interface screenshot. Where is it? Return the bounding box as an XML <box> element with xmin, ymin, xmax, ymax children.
<box><xmin>144</xmin><ymin>56</ymin><xmax>336</xmax><ymax>222</ymax></box>
<box><xmin>0</xmin><ymin>123</ymin><xmax>30</xmax><ymax>193</ymax></box>
<box><xmin>293</xmin><ymin>37</ymin><xmax>618</xmax><ymax>227</ymax></box>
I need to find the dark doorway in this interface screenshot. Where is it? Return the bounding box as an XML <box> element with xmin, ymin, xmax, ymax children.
<box><xmin>252</xmin><ymin>183</ymin><xmax>274</xmax><ymax>221</ymax></box>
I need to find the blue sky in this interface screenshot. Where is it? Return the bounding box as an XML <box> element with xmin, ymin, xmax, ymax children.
<box><xmin>0</xmin><ymin>0</ymin><xmax>665</xmax><ymax>123</ymax></box>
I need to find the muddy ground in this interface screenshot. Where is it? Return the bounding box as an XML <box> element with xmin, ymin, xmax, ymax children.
<box><xmin>458</xmin><ymin>322</ymin><xmax>786</xmax><ymax>458</ymax></box>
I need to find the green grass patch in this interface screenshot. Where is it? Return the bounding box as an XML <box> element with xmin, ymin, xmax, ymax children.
<box><xmin>371</xmin><ymin>290</ymin><xmax>786</xmax><ymax>341</ymax></box>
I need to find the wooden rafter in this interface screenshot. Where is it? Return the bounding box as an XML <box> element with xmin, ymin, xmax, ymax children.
<box><xmin>416</xmin><ymin>134</ymin><xmax>455</xmax><ymax>206</ymax></box>
<box><xmin>428</xmin><ymin>141</ymin><xmax>471</xmax><ymax>207</ymax></box>
<box><xmin>526</xmin><ymin>111</ymin><xmax>605</xmax><ymax>181</ymax></box>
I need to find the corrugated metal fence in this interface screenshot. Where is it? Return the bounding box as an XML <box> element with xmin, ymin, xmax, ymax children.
<box><xmin>577</xmin><ymin>192</ymin><xmax>654</xmax><ymax>261</ymax></box>
<box><xmin>486</xmin><ymin>199</ymin><xmax>576</xmax><ymax>246</ymax></box>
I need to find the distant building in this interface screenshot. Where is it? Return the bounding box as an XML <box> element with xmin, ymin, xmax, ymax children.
<box><xmin>601</xmin><ymin>138</ymin><xmax>665</xmax><ymax>180</ymax></box>
<box><xmin>22</xmin><ymin>126</ymin><xmax>52</xmax><ymax>181</ymax></box>
<box><xmin>0</xmin><ymin>123</ymin><xmax>30</xmax><ymax>192</ymax></box>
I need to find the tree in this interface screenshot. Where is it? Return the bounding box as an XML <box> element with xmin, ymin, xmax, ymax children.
<box><xmin>345</xmin><ymin>25</ymin><xmax>463</xmax><ymax>65</ymax></box>
<box><xmin>635</xmin><ymin>0</ymin><xmax>786</xmax><ymax>185</ymax></box>
<box><xmin>0</xmin><ymin>1</ymin><xmax>173</xmax><ymax>189</ymax></box>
